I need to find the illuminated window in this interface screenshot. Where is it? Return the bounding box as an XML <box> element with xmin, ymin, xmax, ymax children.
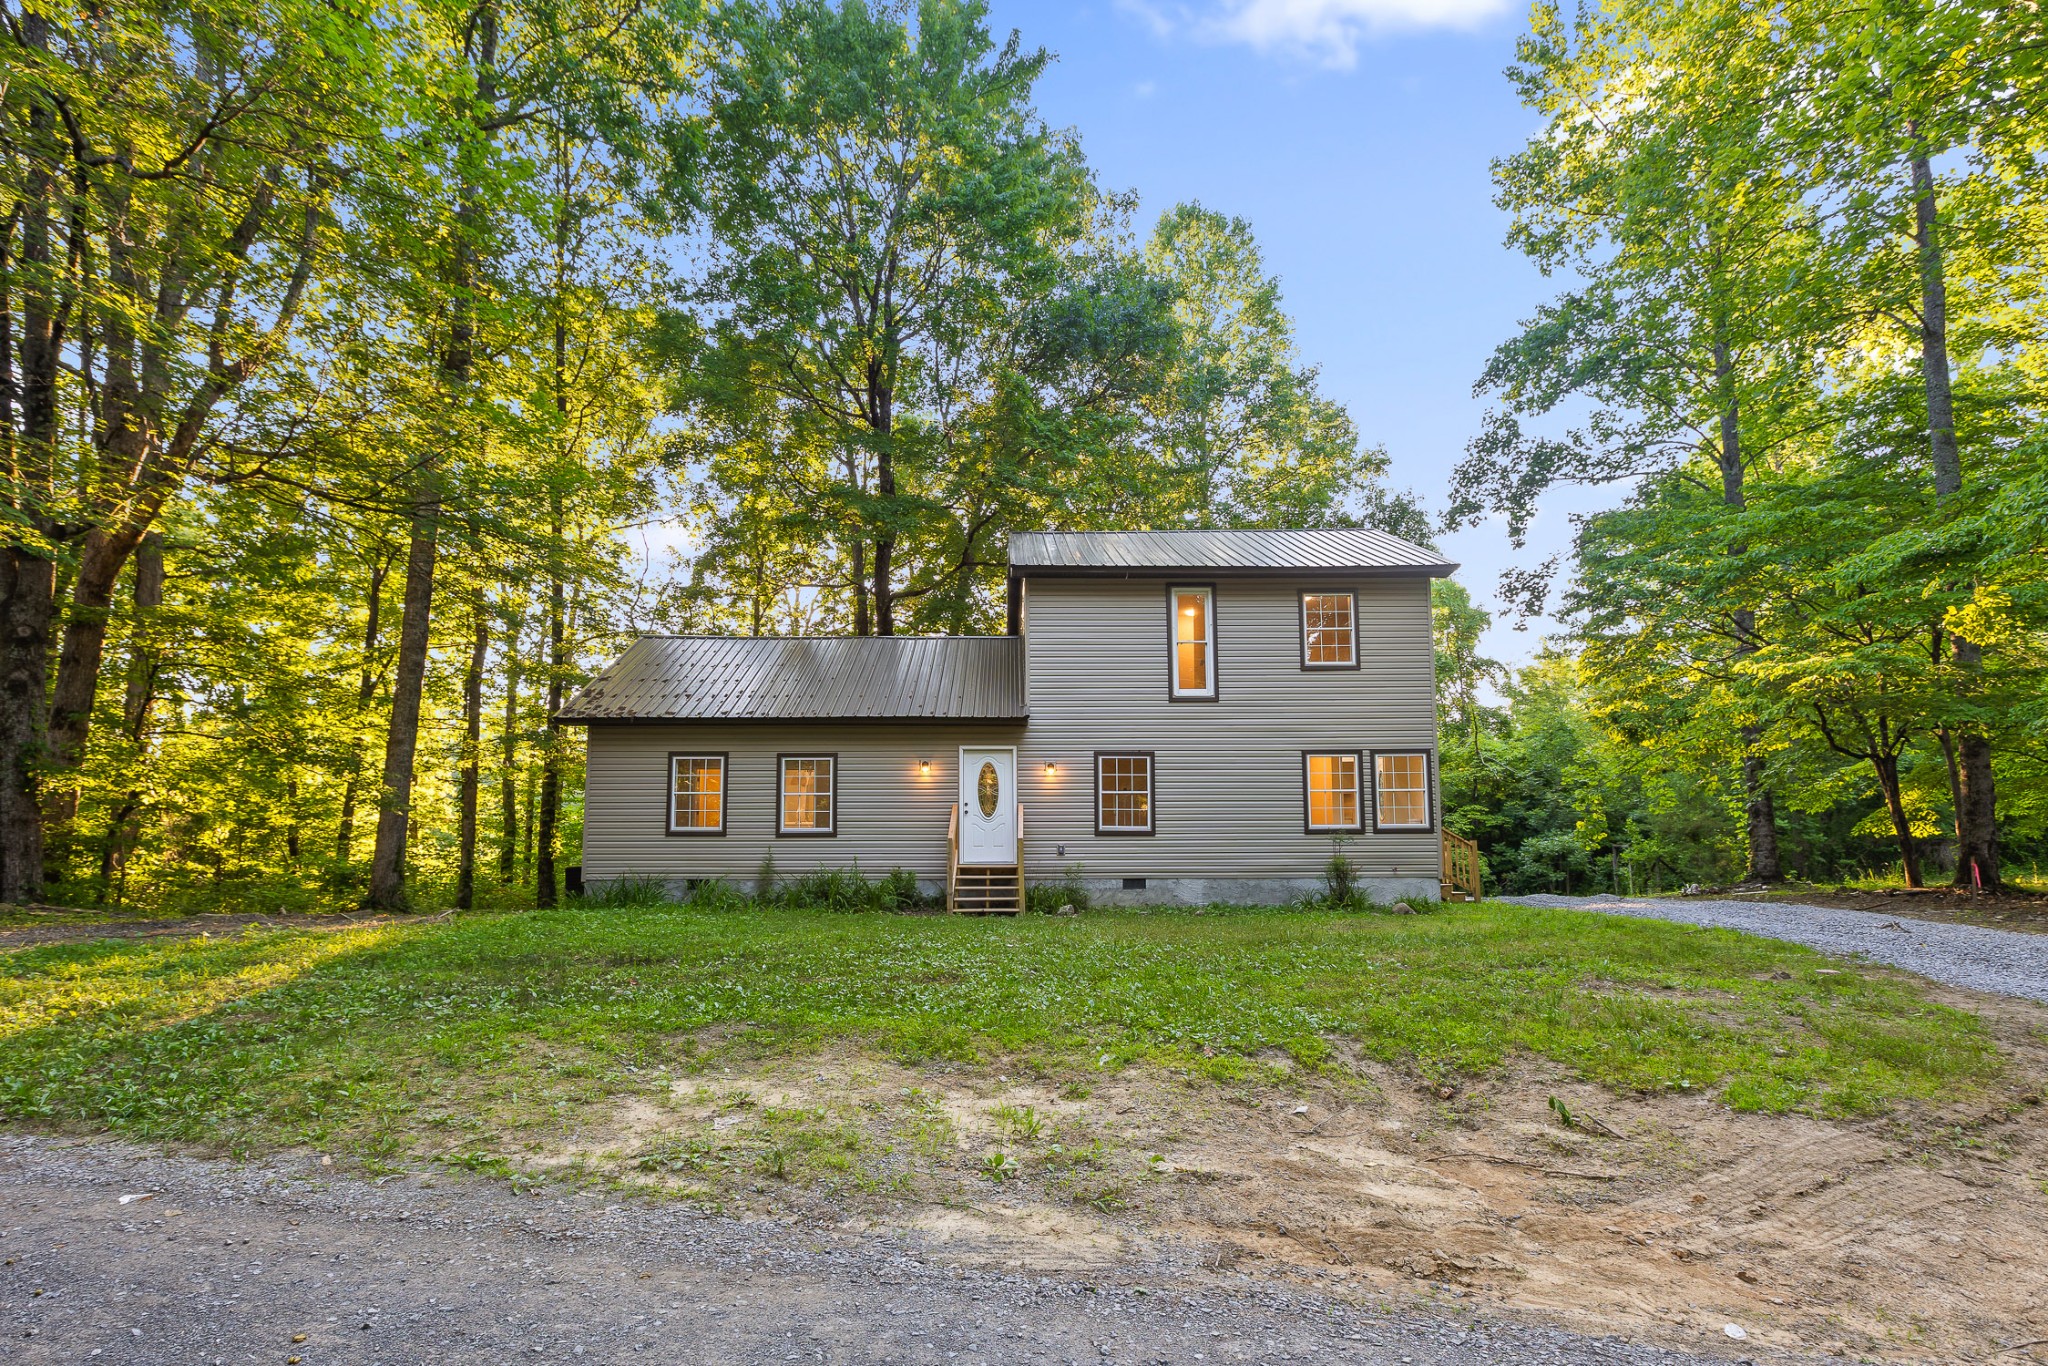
<box><xmin>668</xmin><ymin>754</ymin><xmax>725</xmax><ymax>834</ymax></box>
<box><xmin>1304</xmin><ymin>752</ymin><xmax>1362</xmax><ymax>831</ymax></box>
<box><xmin>779</xmin><ymin>755</ymin><xmax>836</xmax><ymax>835</ymax></box>
<box><xmin>1301</xmin><ymin>592</ymin><xmax>1356</xmax><ymax>667</ymax></box>
<box><xmin>1169</xmin><ymin>586</ymin><xmax>1215</xmax><ymax>699</ymax></box>
<box><xmin>1095</xmin><ymin>753</ymin><xmax>1154</xmax><ymax>834</ymax></box>
<box><xmin>1373</xmin><ymin>752</ymin><xmax>1432</xmax><ymax>830</ymax></box>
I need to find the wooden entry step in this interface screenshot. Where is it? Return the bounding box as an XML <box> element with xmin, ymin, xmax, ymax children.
<box><xmin>951</xmin><ymin>864</ymin><xmax>1023</xmax><ymax>914</ymax></box>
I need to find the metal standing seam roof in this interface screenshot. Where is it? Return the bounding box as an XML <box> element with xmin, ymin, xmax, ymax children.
<box><xmin>556</xmin><ymin>634</ymin><xmax>1028</xmax><ymax>723</ymax></box>
<box><xmin>1007</xmin><ymin>527</ymin><xmax>1456</xmax><ymax>576</ymax></box>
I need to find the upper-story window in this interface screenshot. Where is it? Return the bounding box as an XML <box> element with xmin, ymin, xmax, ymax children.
<box><xmin>1168</xmin><ymin>585</ymin><xmax>1216</xmax><ymax>700</ymax></box>
<box><xmin>1301</xmin><ymin>591</ymin><xmax>1357</xmax><ymax>668</ymax></box>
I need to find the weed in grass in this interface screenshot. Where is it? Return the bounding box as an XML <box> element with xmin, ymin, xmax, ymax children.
<box><xmin>756</xmin><ymin>1146</ymin><xmax>791</xmax><ymax>1180</ymax></box>
<box><xmin>1052</xmin><ymin>1176</ymin><xmax>1130</xmax><ymax>1212</ymax></box>
<box><xmin>981</xmin><ymin>1151</ymin><xmax>1019</xmax><ymax>1182</ymax></box>
<box><xmin>991</xmin><ymin>1103</ymin><xmax>1046</xmax><ymax>1141</ymax></box>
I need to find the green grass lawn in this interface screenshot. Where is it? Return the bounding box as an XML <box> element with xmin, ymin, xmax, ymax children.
<box><xmin>0</xmin><ymin>901</ymin><xmax>2004</xmax><ymax>1162</ymax></box>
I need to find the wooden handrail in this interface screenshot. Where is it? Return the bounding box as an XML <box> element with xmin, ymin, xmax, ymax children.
<box><xmin>950</xmin><ymin>805</ymin><xmax>961</xmax><ymax>908</ymax></box>
<box><xmin>1442</xmin><ymin>830</ymin><xmax>1483</xmax><ymax>900</ymax></box>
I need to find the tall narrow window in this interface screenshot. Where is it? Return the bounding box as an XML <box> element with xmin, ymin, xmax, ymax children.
<box><xmin>1169</xmin><ymin>586</ymin><xmax>1215</xmax><ymax>699</ymax></box>
<box><xmin>1304</xmin><ymin>752</ymin><xmax>1362</xmax><ymax>832</ymax></box>
<box><xmin>1373</xmin><ymin>751</ymin><xmax>1432</xmax><ymax>831</ymax></box>
<box><xmin>778</xmin><ymin>755</ymin><xmax>836</xmax><ymax>835</ymax></box>
<box><xmin>1095</xmin><ymin>753</ymin><xmax>1155</xmax><ymax>834</ymax></box>
<box><xmin>668</xmin><ymin>754</ymin><xmax>726</xmax><ymax>835</ymax></box>
<box><xmin>1301</xmin><ymin>592</ymin><xmax>1357</xmax><ymax>668</ymax></box>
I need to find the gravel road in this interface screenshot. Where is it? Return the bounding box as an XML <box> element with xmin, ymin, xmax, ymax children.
<box><xmin>0</xmin><ymin>1135</ymin><xmax>1782</xmax><ymax>1366</ymax></box>
<box><xmin>1501</xmin><ymin>893</ymin><xmax>2048</xmax><ymax>1003</ymax></box>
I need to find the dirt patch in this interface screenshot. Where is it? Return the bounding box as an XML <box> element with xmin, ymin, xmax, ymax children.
<box><xmin>532</xmin><ymin>988</ymin><xmax>2048</xmax><ymax>1363</ymax></box>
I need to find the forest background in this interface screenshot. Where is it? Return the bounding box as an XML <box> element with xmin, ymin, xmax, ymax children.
<box><xmin>1</xmin><ymin>0</ymin><xmax>2042</xmax><ymax>913</ymax></box>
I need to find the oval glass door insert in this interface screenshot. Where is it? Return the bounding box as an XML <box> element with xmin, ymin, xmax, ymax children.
<box><xmin>977</xmin><ymin>761</ymin><xmax>1000</xmax><ymax>817</ymax></box>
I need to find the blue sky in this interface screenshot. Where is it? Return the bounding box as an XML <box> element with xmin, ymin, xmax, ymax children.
<box><xmin>984</xmin><ymin>0</ymin><xmax>1626</xmax><ymax>666</ymax></box>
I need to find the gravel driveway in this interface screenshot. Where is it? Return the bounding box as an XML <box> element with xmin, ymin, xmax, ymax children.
<box><xmin>0</xmin><ymin>1136</ymin><xmax>1782</xmax><ymax>1366</ymax></box>
<box><xmin>1501</xmin><ymin>894</ymin><xmax>2048</xmax><ymax>1003</ymax></box>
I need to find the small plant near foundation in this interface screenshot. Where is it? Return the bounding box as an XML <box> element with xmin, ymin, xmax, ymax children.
<box><xmin>1027</xmin><ymin>866</ymin><xmax>1092</xmax><ymax>914</ymax></box>
<box><xmin>581</xmin><ymin>875</ymin><xmax>674</xmax><ymax>908</ymax></box>
<box><xmin>1322</xmin><ymin>836</ymin><xmax>1357</xmax><ymax>905</ymax></box>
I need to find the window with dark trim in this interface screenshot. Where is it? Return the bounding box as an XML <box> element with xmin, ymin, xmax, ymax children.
<box><xmin>1095</xmin><ymin>752</ymin><xmax>1155</xmax><ymax>834</ymax></box>
<box><xmin>1300</xmin><ymin>591</ymin><xmax>1358</xmax><ymax>668</ymax></box>
<box><xmin>778</xmin><ymin>754</ymin><xmax>837</xmax><ymax>836</ymax></box>
<box><xmin>1372</xmin><ymin>750</ymin><xmax>1433</xmax><ymax>832</ymax></box>
<box><xmin>667</xmin><ymin>753</ymin><xmax>726</xmax><ymax>835</ymax></box>
<box><xmin>1303</xmin><ymin>751</ymin><xmax>1363</xmax><ymax>832</ymax></box>
<box><xmin>1167</xmin><ymin>585</ymin><xmax>1216</xmax><ymax>699</ymax></box>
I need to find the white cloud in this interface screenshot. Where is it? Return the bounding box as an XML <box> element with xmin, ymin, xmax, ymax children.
<box><xmin>1180</xmin><ymin>0</ymin><xmax>1510</xmax><ymax>67</ymax></box>
<box><xmin>1115</xmin><ymin>0</ymin><xmax>1178</xmax><ymax>40</ymax></box>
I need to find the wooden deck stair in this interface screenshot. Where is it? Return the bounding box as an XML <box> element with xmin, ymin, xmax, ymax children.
<box><xmin>1441</xmin><ymin>830</ymin><xmax>1484</xmax><ymax>902</ymax></box>
<box><xmin>947</xmin><ymin>804</ymin><xmax>1026</xmax><ymax>914</ymax></box>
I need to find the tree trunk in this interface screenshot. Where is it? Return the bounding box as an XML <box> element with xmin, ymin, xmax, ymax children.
<box><xmin>535</xmin><ymin>558</ymin><xmax>564</xmax><ymax>908</ymax></box>
<box><xmin>0</xmin><ymin>26</ymin><xmax>65</xmax><ymax>903</ymax></box>
<box><xmin>456</xmin><ymin>596</ymin><xmax>488</xmax><ymax>910</ymax></box>
<box><xmin>498</xmin><ymin>611</ymin><xmax>521</xmax><ymax>883</ymax></box>
<box><xmin>522</xmin><ymin>764</ymin><xmax>535</xmax><ymax>882</ymax></box>
<box><xmin>43</xmin><ymin>519</ymin><xmax>151</xmax><ymax>846</ymax></box>
<box><xmin>870</xmin><ymin>367</ymin><xmax>895</xmax><ymax>634</ymax></box>
<box><xmin>1911</xmin><ymin>147</ymin><xmax>1999</xmax><ymax>890</ymax></box>
<box><xmin>364</xmin><ymin>9</ymin><xmax>497</xmax><ymax>909</ymax></box>
<box><xmin>1911</xmin><ymin>151</ymin><xmax>1963</xmax><ymax>499</ymax></box>
<box><xmin>366</xmin><ymin>510</ymin><xmax>438</xmax><ymax>909</ymax></box>
<box><xmin>1714</xmin><ymin>340</ymin><xmax>1781</xmax><ymax>883</ymax></box>
<box><xmin>335</xmin><ymin>553</ymin><xmax>389</xmax><ymax>864</ymax></box>
<box><xmin>1954</xmin><ymin>728</ymin><xmax>1997</xmax><ymax>890</ymax></box>
<box><xmin>0</xmin><ymin>553</ymin><xmax>55</xmax><ymax>904</ymax></box>
<box><xmin>1872</xmin><ymin>753</ymin><xmax>1922</xmax><ymax>889</ymax></box>
<box><xmin>1741</xmin><ymin>734</ymin><xmax>1781</xmax><ymax>880</ymax></box>
<box><xmin>97</xmin><ymin>533</ymin><xmax>164</xmax><ymax>895</ymax></box>
<box><xmin>851</xmin><ymin>540</ymin><xmax>870</xmax><ymax>636</ymax></box>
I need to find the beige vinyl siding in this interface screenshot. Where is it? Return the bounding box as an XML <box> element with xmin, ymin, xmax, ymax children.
<box><xmin>583</xmin><ymin>723</ymin><xmax>1024</xmax><ymax>881</ymax></box>
<box><xmin>580</xmin><ymin>574</ymin><xmax>1440</xmax><ymax>885</ymax></box>
<box><xmin>1016</xmin><ymin>575</ymin><xmax>1440</xmax><ymax>881</ymax></box>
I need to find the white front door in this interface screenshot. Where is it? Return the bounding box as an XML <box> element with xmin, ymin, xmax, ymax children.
<box><xmin>958</xmin><ymin>746</ymin><xmax>1017</xmax><ymax>866</ymax></box>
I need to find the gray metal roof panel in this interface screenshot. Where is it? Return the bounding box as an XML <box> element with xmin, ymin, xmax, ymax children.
<box><xmin>1008</xmin><ymin>527</ymin><xmax>1455</xmax><ymax>575</ymax></box>
<box><xmin>558</xmin><ymin>635</ymin><xmax>1028</xmax><ymax>723</ymax></box>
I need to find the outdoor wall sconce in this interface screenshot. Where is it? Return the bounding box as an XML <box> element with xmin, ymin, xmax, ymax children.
<box><xmin>919</xmin><ymin>759</ymin><xmax>931</xmax><ymax>775</ymax></box>
<box><xmin>1044</xmin><ymin>760</ymin><xmax>1057</xmax><ymax>775</ymax></box>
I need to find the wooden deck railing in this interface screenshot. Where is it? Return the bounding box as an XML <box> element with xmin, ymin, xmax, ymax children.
<box><xmin>1014</xmin><ymin>805</ymin><xmax>1026</xmax><ymax>911</ymax></box>
<box><xmin>946</xmin><ymin>804</ymin><xmax>960</xmax><ymax>912</ymax></box>
<box><xmin>1442</xmin><ymin>830</ymin><xmax>1483</xmax><ymax>901</ymax></box>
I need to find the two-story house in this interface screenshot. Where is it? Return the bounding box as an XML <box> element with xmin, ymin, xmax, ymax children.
<box><xmin>559</xmin><ymin>528</ymin><xmax>1458</xmax><ymax>908</ymax></box>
